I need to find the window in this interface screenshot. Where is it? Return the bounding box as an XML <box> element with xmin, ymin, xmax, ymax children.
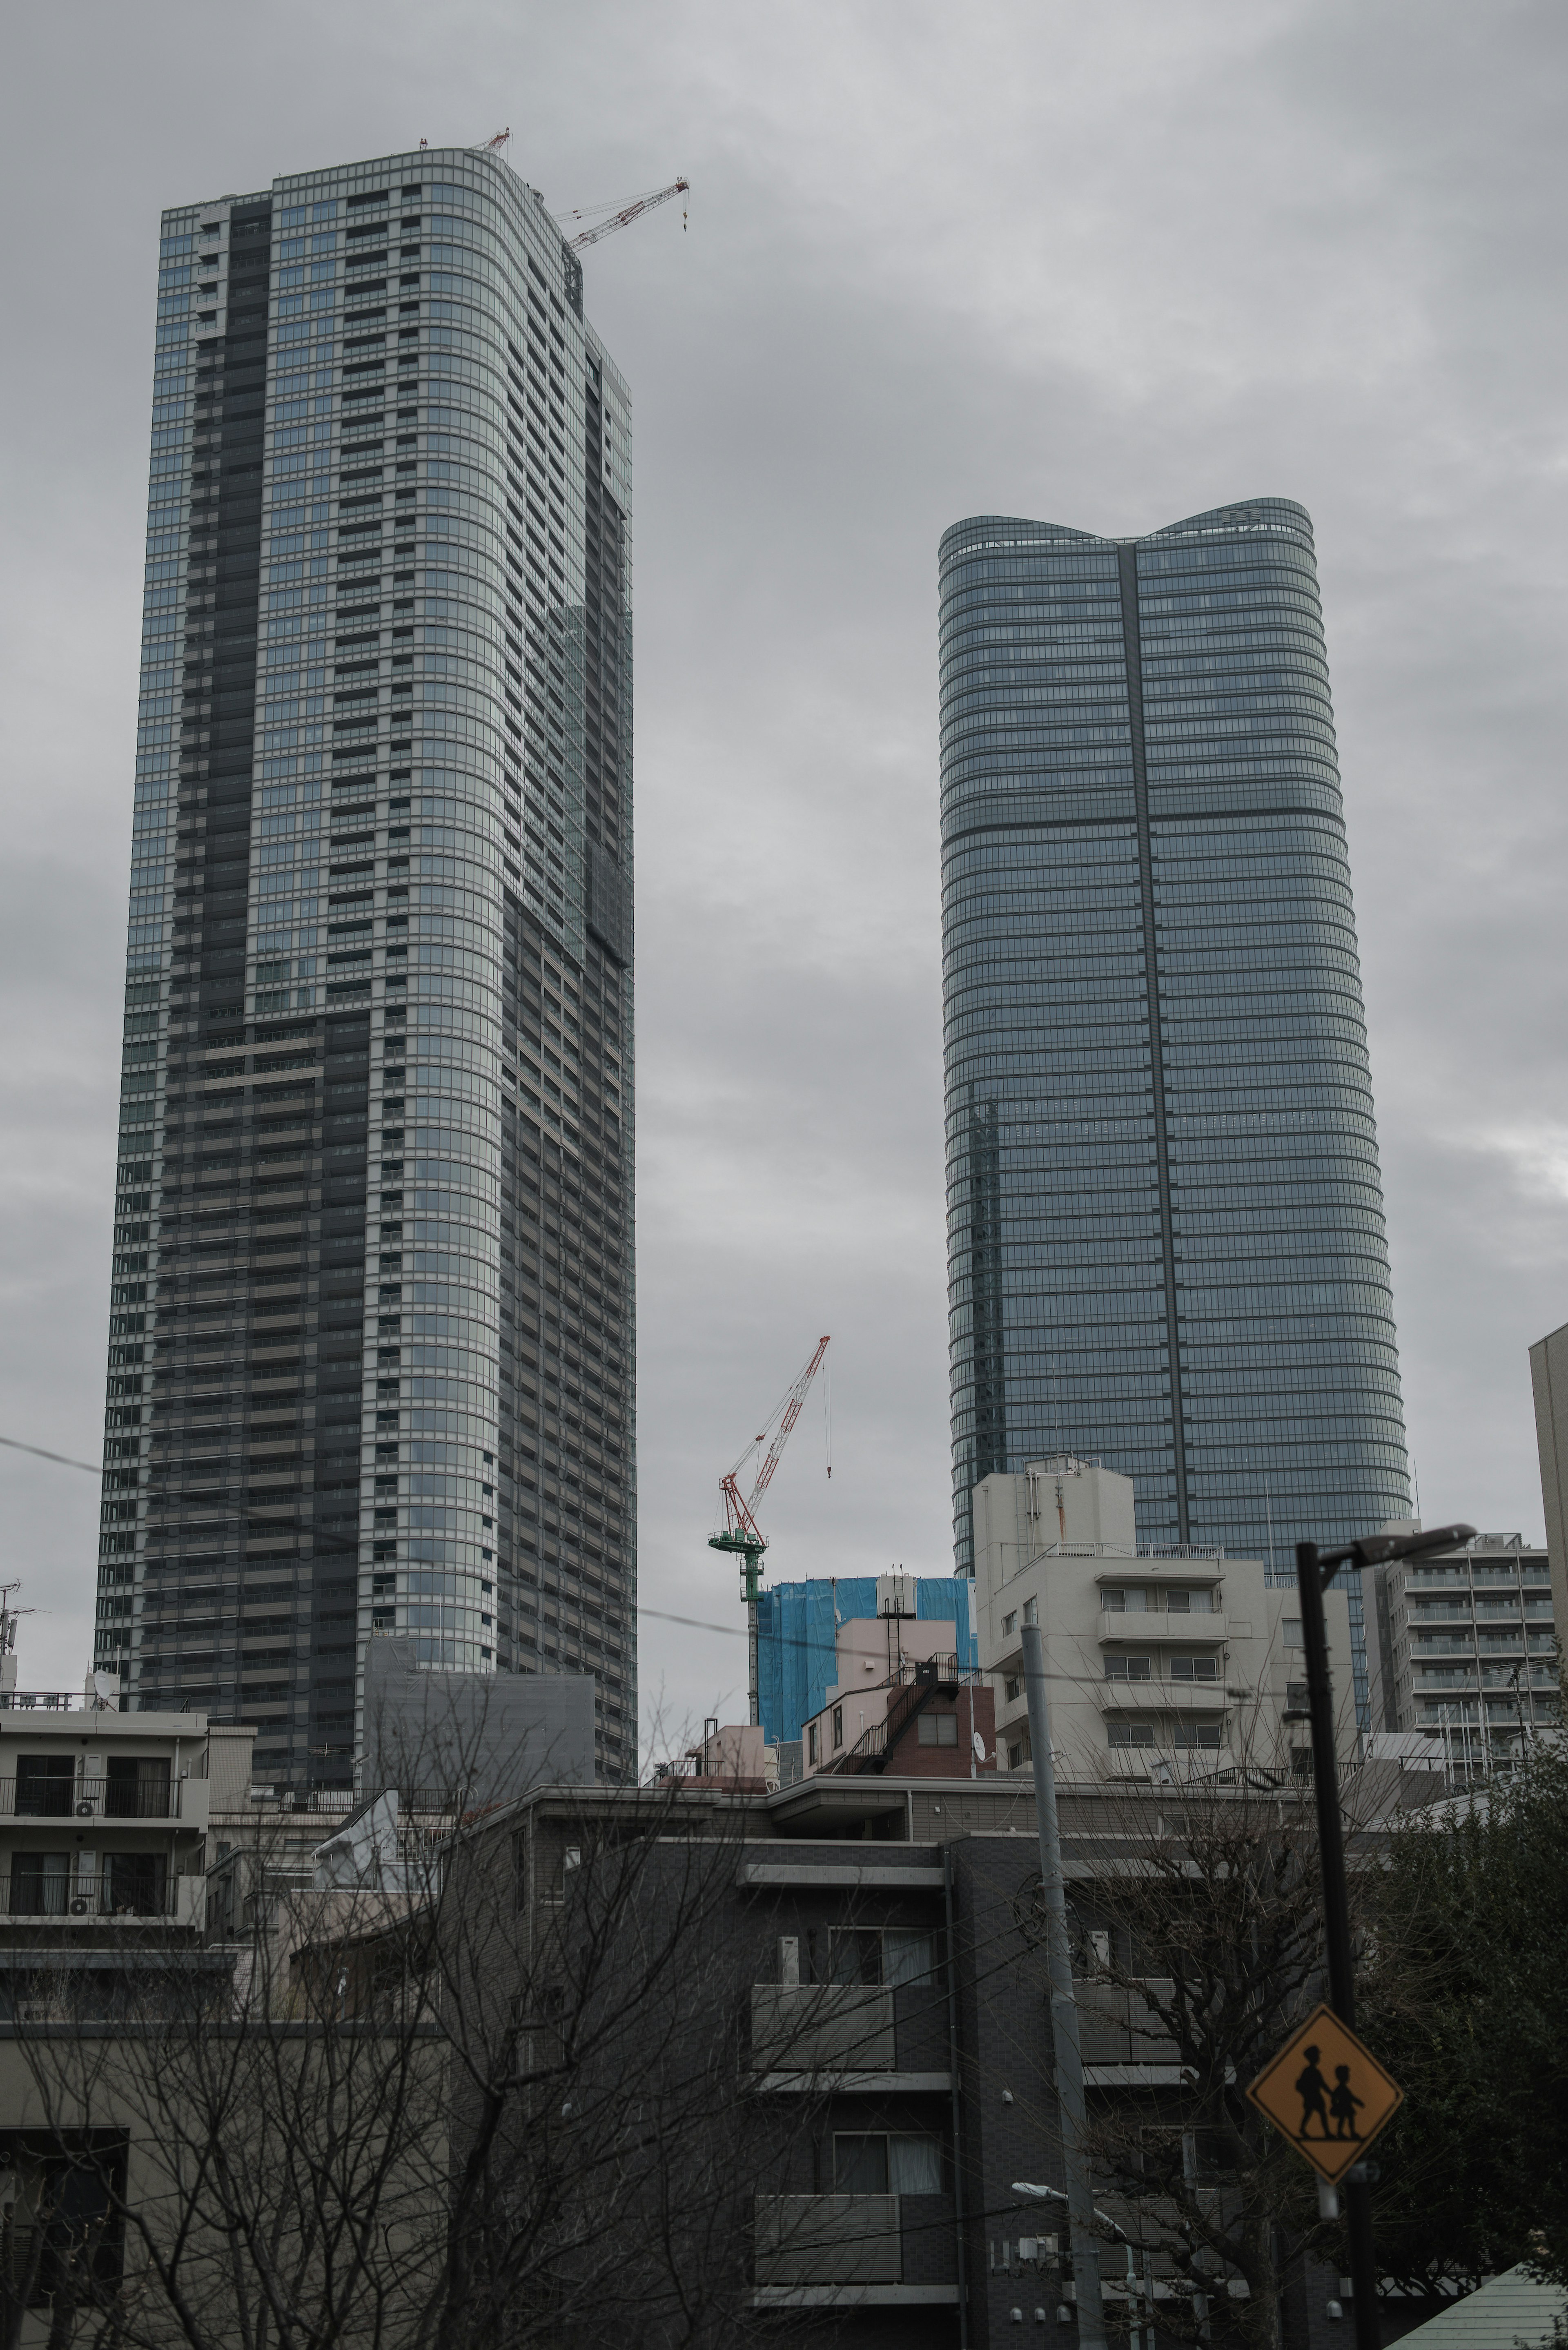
<box><xmin>1004</xmin><ymin>1675</ymin><xmax>1021</xmax><ymax>1703</ymax></box>
<box><xmin>806</xmin><ymin>1721</ymin><xmax>819</xmax><ymax>1764</ymax></box>
<box><xmin>1008</xmin><ymin>1731</ymin><xmax>1031</xmax><ymax>1770</ymax></box>
<box><xmin>831</xmin><ymin>1705</ymin><xmax>843</xmax><ymax>1750</ymax></box>
<box><xmin>828</xmin><ymin>1929</ymin><xmax>882</xmax><ymax>1985</ymax></box>
<box><xmin>1100</xmin><ymin>1586</ymin><xmax>1126</xmax><ymax>1612</ymax></box>
<box><xmin>828</xmin><ymin>1928</ymin><xmax>938</xmax><ymax>1988</ymax></box>
<box><xmin>1002</xmin><ymin>1610</ymin><xmax>1017</xmax><ymax>1636</ymax></box>
<box><xmin>1284</xmin><ymin>1619</ymin><xmax>1304</xmax><ymax>1648</ymax></box>
<box><xmin>1104</xmin><ymin>1655</ymin><xmax>1151</xmax><ymax>1680</ymax></box>
<box><xmin>15</xmin><ymin>1755</ymin><xmax>73</xmax><ymax>1818</ymax></box>
<box><xmin>1167</xmin><ymin>1587</ymin><xmax>1212</xmax><ymax>1614</ymax></box>
<box><xmin>106</xmin><ymin>1755</ymin><xmax>172</xmax><ymax>1819</ymax></box>
<box><xmin>917</xmin><ymin>1711</ymin><xmax>959</xmax><ymax>1744</ymax></box>
<box><xmin>1172</xmin><ymin>1723</ymin><xmax>1223</xmax><ymax>1750</ymax></box>
<box><xmin>105</xmin><ymin>1853</ymin><xmax>167</xmax><ymax>1917</ymax></box>
<box><xmin>885</xmin><ymin>1929</ymin><xmax>937</xmax><ymax>1987</ymax></box>
<box><xmin>833</xmin><ymin>2133</ymin><xmax>944</xmax><ymax>2194</ymax></box>
<box><xmin>1169</xmin><ymin>1656</ymin><xmax>1218</xmax><ymax>1681</ymax></box>
<box><xmin>1023</xmin><ymin>1596</ymin><xmax>1038</xmax><ymax>1627</ymax></box>
<box><xmin>9</xmin><ymin>1853</ymin><xmax>70</xmax><ymax>1914</ymax></box>
<box><xmin>1107</xmin><ymin>1722</ymin><xmax>1155</xmax><ymax>1748</ymax></box>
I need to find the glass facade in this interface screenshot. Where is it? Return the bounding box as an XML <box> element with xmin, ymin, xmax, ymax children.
<box><xmin>940</xmin><ymin>501</ymin><xmax>1410</xmax><ymax>1710</ymax></box>
<box><xmin>98</xmin><ymin>147</ymin><xmax>635</xmax><ymax>1788</ymax></box>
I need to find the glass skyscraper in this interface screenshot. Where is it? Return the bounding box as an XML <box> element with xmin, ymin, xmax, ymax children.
<box><xmin>97</xmin><ymin>146</ymin><xmax>635</xmax><ymax>1788</ymax></box>
<box><xmin>939</xmin><ymin>501</ymin><xmax>1410</xmax><ymax>1702</ymax></box>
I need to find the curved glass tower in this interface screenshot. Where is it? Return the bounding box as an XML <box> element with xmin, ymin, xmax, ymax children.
<box><xmin>940</xmin><ymin>501</ymin><xmax>1410</xmax><ymax>1676</ymax></box>
<box><xmin>96</xmin><ymin>146</ymin><xmax>635</xmax><ymax>1790</ymax></box>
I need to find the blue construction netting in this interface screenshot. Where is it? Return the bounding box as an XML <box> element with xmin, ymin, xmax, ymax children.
<box><xmin>755</xmin><ymin>1578</ymin><xmax>979</xmax><ymax>1746</ymax></box>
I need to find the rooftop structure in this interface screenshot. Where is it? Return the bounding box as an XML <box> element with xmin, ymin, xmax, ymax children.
<box><xmin>755</xmin><ymin>1573</ymin><xmax>978</xmax><ymax>1750</ymax></box>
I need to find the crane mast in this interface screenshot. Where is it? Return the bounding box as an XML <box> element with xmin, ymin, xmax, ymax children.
<box><xmin>710</xmin><ymin>1336</ymin><xmax>830</xmax><ymax>1724</ymax></box>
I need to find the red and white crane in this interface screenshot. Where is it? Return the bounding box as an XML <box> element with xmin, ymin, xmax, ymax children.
<box><xmin>565</xmin><ymin>179</ymin><xmax>689</xmax><ymax>250</ymax></box>
<box><xmin>710</xmin><ymin>1337</ymin><xmax>831</xmax><ymax>1724</ymax></box>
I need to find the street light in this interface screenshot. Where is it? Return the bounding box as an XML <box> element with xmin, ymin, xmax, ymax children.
<box><xmin>1295</xmin><ymin>1520</ymin><xmax>1475</xmax><ymax>2350</ymax></box>
<box><xmin>1014</xmin><ymin>2185</ymin><xmax>1153</xmax><ymax>2350</ymax></box>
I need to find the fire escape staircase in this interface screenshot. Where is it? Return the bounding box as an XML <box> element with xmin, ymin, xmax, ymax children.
<box><xmin>822</xmin><ymin>1657</ymin><xmax>969</xmax><ymax>1776</ymax></box>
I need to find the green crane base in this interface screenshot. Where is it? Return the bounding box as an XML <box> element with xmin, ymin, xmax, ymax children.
<box><xmin>708</xmin><ymin>1530</ymin><xmax>766</xmax><ymax>1606</ymax></box>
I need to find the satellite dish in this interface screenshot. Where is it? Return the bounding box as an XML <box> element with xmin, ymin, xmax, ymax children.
<box><xmin>972</xmin><ymin>1731</ymin><xmax>987</xmax><ymax>1764</ymax></box>
<box><xmin>92</xmin><ymin>1671</ymin><xmax>119</xmax><ymax>1706</ymax></box>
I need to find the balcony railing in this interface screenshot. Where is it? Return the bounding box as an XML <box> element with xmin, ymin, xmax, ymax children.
<box><xmin>1</xmin><ymin>1872</ymin><xmax>195</xmax><ymax>1921</ymax></box>
<box><xmin>0</xmin><ymin>1777</ymin><xmax>186</xmax><ymax>1822</ymax></box>
<box><xmin>751</xmin><ymin>1984</ymin><xmax>896</xmax><ymax>2075</ymax></box>
<box><xmin>755</xmin><ymin>2194</ymin><xmax>902</xmax><ymax>2288</ymax></box>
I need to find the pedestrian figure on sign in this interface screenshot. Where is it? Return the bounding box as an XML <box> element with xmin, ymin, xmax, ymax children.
<box><xmin>1295</xmin><ymin>2045</ymin><xmax>1332</xmax><ymax>2138</ymax></box>
<box><xmin>1330</xmin><ymin>2065</ymin><xmax>1364</xmax><ymax>2140</ymax></box>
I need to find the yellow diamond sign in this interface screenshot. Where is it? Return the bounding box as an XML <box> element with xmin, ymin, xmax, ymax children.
<box><xmin>1246</xmin><ymin>2002</ymin><xmax>1403</xmax><ymax>2185</ymax></box>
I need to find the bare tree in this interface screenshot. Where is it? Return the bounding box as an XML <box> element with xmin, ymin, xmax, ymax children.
<box><xmin>1046</xmin><ymin>1745</ymin><xmax>1375</xmax><ymax>2350</ymax></box>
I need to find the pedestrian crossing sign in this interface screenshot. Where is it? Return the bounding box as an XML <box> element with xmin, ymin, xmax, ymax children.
<box><xmin>1246</xmin><ymin>2003</ymin><xmax>1403</xmax><ymax>2184</ymax></box>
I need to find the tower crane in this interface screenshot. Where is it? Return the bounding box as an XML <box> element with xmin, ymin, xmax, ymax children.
<box><xmin>565</xmin><ymin>179</ymin><xmax>689</xmax><ymax>250</ymax></box>
<box><xmin>710</xmin><ymin>1336</ymin><xmax>831</xmax><ymax>1725</ymax></box>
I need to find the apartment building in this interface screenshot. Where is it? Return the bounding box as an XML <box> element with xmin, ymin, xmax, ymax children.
<box><xmin>972</xmin><ymin>1456</ymin><xmax>1356</xmax><ymax>1779</ymax></box>
<box><xmin>0</xmin><ymin>1650</ymin><xmax>254</xmax><ymax>2018</ymax></box>
<box><xmin>1361</xmin><ymin>1529</ymin><xmax>1559</xmax><ymax>1764</ymax></box>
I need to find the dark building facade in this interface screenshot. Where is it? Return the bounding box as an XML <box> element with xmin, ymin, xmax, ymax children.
<box><xmin>939</xmin><ymin>501</ymin><xmax>1410</xmax><ymax>1713</ymax></box>
<box><xmin>97</xmin><ymin>145</ymin><xmax>635</xmax><ymax>1788</ymax></box>
<box><xmin>487</xmin><ymin>1770</ymin><xmax>1386</xmax><ymax>2347</ymax></box>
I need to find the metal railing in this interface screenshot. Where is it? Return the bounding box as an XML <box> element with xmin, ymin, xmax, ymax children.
<box><xmin>0</xmin><ymin>1777</ymin><xmax>185</xmax><ymax>1822</ymax></box>
<box><xmin>249</xmin><ymin>1785</ymin><xmax>460</xmax><ymax>1815</ymax></box>
<box><xmin>0</xmin><ymin>1690</ymin><xmax>106</xmax><ymax>1714</ymax></box>
<box><xmin>1</xmin><ymin>1873</ymin><xmax>186</xmax><ymax>1920</ymax></box>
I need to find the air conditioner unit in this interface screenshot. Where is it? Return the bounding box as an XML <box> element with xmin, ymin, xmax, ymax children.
<box><xmin>75</xmin><ymin>1799</ymin><xmax>96</xmax><ymax>1818</ymax></box>
<box><xmin>69</xmin><ymin>1897</ymin><xmax>89</xmax><ymax>1917</ymax></box>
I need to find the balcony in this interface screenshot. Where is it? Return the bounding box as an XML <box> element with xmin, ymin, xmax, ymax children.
<box><xmin>1076</xmin><ymin>1977</ymin><xmax>1180</xmax><ymax>2082</ymax></box>
<box><xmin>751</xmin><ymin>1980</ymin><xmax>950</xmax><ymax>2088</ymax></box>
<box><xmin>1098</xmin><ymin>1612</ymin><xmax>1227</xmax><ymax>1646</ymax></box>
<box><xmin>1096</xmin><ymin>1680</ymin><xmax>1228</xmax><ymax>1713</ymax></box>
<box><xmin>753</xmin><ymin>2193</ymin><xmax>958</xmax><ymax>2307</ymax></box>
<box><xmin>1</xmin><ymin>1871</ymin><xmax>205</xmax><ymax>1927</ymax></box>
<box><xmin>752</xmin><ymin>1984</ymin><xmax>895</xmax><ymax>2076</ymax></box>
<box><xmin>0</xmin><ymin>1777</ymin><xmax>207</xmax><ymax>1827</ymax></box>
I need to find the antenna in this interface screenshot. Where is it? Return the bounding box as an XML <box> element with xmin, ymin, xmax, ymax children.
<box><xmin>0</xmin><ymin>1582</ymin><xmax>33</xmax><ymax>1654</ymax></box>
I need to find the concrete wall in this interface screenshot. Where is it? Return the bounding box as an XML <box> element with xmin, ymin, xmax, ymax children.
<box><xmin>362</xmin><ymin>1641</ymin><xmax>595</xmax><ymax>1803</ymax></box>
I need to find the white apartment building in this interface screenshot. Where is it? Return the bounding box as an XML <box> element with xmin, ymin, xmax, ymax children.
<box><xmin>1362</xmin><ymin>1529</ymin><xmax>1559</xmax><ymax>1765</ymax></box>
<box><xmin>0</xmin><ymin>1656</ymin><xmax>254</xmax><ymax>1953</ymax></box>
<box><xmin>972</xmin><ymin>1456</ymin><xmax>1356</xmax><ymax>1781</ymax></box>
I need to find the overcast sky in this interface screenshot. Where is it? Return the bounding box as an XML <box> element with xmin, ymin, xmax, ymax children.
<box><xmin>1</xmin><ymin>1</ymin><xmax>1564</xmax><ymax>1737</ymax></box>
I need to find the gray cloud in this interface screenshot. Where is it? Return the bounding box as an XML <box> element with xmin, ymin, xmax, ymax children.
<box><xmin>0</xmin><ymin>0</ymin><xmax>1562</xmax><ymax>1725</ymax></box>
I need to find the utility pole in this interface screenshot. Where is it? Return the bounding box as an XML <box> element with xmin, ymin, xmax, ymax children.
<box><xmin>1295</xmin><ymin>1519</ymin><xmax>1474</xmax><ymax>2350</ymax></box>
<box><xmin>1022</xmin><ymin>1623</ymin><xmax>1107</xmax><ymax>2350</ymax></box>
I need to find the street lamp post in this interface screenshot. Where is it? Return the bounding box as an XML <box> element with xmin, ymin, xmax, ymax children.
<box><xmin>1295</xmin><ymin>1520</ymin><xmax>1475</xmax><ymax>2350</ymax></box>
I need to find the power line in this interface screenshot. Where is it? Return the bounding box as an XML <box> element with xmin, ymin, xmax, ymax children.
<box><xmin>0</xmin><ymin>1429</ymin><xmax>875</xmax><ymax>1654</ymax></box>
